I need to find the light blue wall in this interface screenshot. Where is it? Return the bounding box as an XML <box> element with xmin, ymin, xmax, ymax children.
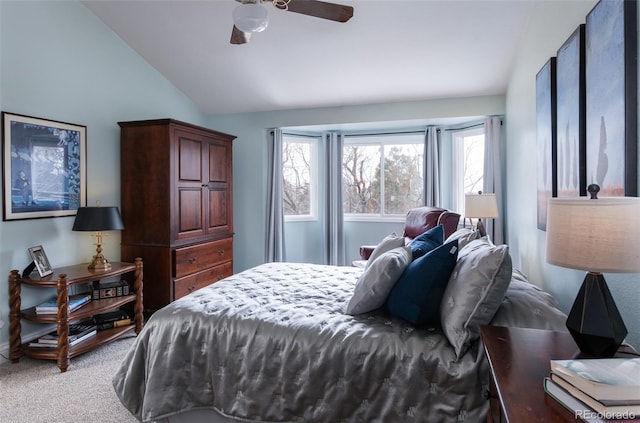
<box><xmin>0</xmin><ymin>0</ymin><xmax>208</xmax><ymax>345</ymax></box>
<box><xmin>206</xmin><ymin>96</ymin><xmax>505</xmax><ymax>269</ymax></box>
<box><xmin>505</xmin><ymin>0</ymin><xmax>640</xmax><ymax>349</ymax></box>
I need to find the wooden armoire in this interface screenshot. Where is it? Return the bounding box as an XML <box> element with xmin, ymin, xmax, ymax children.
<box><xmin>119</xmin><ymin>119</ymin><xmax>235</xmax><ymax>313</ymax></box>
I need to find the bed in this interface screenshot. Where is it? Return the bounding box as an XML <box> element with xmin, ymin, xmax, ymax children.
<box><xmin>113</xmin><ymin>234</ymin><xmax>568</xmax><ymax>423</ymax></box>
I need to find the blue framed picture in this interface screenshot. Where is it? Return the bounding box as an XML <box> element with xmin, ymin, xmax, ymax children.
<box><xmin>2</xmin><ymin>112</ymin><xmax>87</xmax><ymax>221</ymax></box>
<box><xmin>536</xmin><ymin>57</ymin><xmax>557</xmax><ymax>231</ymax></box>
<box><xmin>556</xmin><ymin>24</ymin><xmax>586</xmax><ymax>198</ymax></box>
<box><xmin>585</xmin><ymin>0</ymin><xmax>637</xmax><ymax>197</ymax></box>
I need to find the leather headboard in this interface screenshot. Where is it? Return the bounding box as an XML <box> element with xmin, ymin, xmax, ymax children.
<box><xmin>437</xmin><ymin>211</ymin><xmax>462</xmax><ymax>239</ymax></box>
<box><xmin>402</xmin><ymin>207</ymin><xmax>448</xmax><ymax>240</ymax></box>
<box><xmin>359</xmin><ymin>206</ymin><xmax>462</xmax><ymax>260</ymax></box>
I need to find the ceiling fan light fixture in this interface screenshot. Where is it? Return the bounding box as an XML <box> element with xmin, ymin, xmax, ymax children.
<box><xmin>232</xmin><ymin>3</ymin><xmax>269</xmax><ymax>33</ymax></box>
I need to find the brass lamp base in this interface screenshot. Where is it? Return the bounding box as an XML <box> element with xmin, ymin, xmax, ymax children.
<box><xmin>87</xmin><ymin>234</ymin><xmax>111</xmax><ymax>271</ymax></box>
<box><xmin>88</xmin><ymin>253</ymin><xmax>111</xmax><ymax>271</ymax></box>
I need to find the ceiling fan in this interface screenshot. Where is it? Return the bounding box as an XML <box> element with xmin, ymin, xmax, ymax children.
<box><xmin>230</xmin><ymin>0</ymin><xmax>354</xmax><ymax>45</ymax></box>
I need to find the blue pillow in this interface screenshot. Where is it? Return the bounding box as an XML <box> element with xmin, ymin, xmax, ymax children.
<box><xmin>386</xmin><ymin>239</ymin><xmax>459</xmax><ymax>327</ymax></box>
<box><xmin>409</xmin><ymin>224</ymin><xmax>444</xmax><ymax>260</ymax></box>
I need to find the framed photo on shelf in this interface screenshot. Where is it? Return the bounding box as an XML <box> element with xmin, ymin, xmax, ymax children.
<box><xmin>2</xmin><ymin>112</ymin><xmax>87</xmax><ymax>221</ymax></box>
<box><xmin>556</xmin><ymin>24</ymin><xmax>586</xmax><ymax>198</ymax></box>
<box><xmin>585</xmin><ymin>0</ymin><xmax>637</xmax><ymax>196</ymax></box>
<box><xmin>28</xmin><ymin>245</ymin><xmax>53</xmax><ymax>277</ymax></box>
<box><xmin>536</xmin><ymin>57</ymin><xmax>557</xmax><ymax>231</ymax></box>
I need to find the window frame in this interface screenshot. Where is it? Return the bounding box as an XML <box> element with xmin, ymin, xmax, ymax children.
<box><xmin>451</xmin><ymin>126</ymin><xmax>485</xmax><ymax>221</ymax></box>
<box><xmin>343</xmin><ymin>133</ymin><xmax>424</xmax><ymax>222</ymax></box>
<box><xmin>282</xmin><ymin>134</ymin><xmax>319</xmax><ymax>222</ymax></box>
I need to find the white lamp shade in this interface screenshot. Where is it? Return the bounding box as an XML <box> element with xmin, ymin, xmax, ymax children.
<box><xmin>464</xmin><ymin>193</ymin><xmax>499</xmax><ymax>218</ymax></box>
<box><xmin>232</xmin><ymin>3</ymin><xmax>268</xmax><ymax>33</ymax></box>
<box><xmin>546</xmin><ymin>196</ymin><xmax>640</xmax><ymax>273</ymax></box>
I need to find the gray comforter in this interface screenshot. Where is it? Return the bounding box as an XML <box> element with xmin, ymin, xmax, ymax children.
<box><xmin>113</xmin><ymin>262</ymin><xmax>567</xmax><ymax>422</ymax></box>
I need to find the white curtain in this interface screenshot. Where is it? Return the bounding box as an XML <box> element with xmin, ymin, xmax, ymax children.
<box><xmin>483</xmin><ymin>117</ymin><xmax>504</xmax><ymax>244</ymax></box>
<box><xmin>265</xmin><ymin>128</ymin><xmax>286</xmax><ymax>262</ymax></box>
<box><xmin>323</xmin><ymin>132</ymin><xmax>346</xmax><ymax>265</ymax></box>
<box><xmin>424</xmin><ymin>126</ymin><xmax>442</xmax><ymax>206</ymax></box>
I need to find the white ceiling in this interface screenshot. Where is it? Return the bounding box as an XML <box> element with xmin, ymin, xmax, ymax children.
<box><xmin>83</xmin><ymin>0</ymin><xmax>535</xmax><ymax>116</ymax></box>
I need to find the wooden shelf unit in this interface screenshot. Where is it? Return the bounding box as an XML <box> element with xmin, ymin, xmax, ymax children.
<box><xmin>8</xmin><ymin>259</ymin><xmax>143</xmax><ymax>372</ymax></box>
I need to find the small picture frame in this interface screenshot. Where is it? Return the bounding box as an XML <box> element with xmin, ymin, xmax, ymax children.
<box><xmin>28</xmin><ymin>245</ymin><xmax>53</xmax><ymax>277</ymax></box>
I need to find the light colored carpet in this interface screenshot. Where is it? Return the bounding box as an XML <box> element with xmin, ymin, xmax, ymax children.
<box><xmin>0</xmin><ymin>335</ymin><xmax>139</xmax><ymax>423</ymax></box>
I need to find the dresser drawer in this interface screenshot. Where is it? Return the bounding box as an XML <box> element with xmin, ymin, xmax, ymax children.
<box><xmin>174</xmin><ymin>238</ymin><xmax>232</xmax><ymax>278</ymax></box>
<box><xmin>174</xmin><ymin>261</ymin><xmax>232</xmax><ymax>299</ymax></box>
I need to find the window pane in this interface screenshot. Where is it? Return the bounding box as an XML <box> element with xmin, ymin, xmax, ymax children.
<box><xmin>283</xmin><ymin>139</ymin><xmax>312</xmax><ymax>215</ymax></box>
<box><xmin>463</xmin><ymin>134</ymin><xmax>485</xmax><ymax>195</ymax></box>
<box><xmin>453</xmin><ymin>128</ymin><xmax>485</xmax><ymax>216</ymax></box>
<box><xmin>384</xmin><ymin>144</ymin><xmax>423</xmax><ymax>214</ymax></box>
<box><xmin>342</xmin><ymin>144</ymin><xmax>381</xmax><ymax>213</ymax></box>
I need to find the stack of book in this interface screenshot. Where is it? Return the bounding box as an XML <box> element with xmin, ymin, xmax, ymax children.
<box><xmin>28</xmin><ymin>323</ymin><xmax>97</xmax><ymax>348</ymax></box>
<box><xmin>35</xmin><ymin>293</ymin><xmax>91</xmax><ymax>314</ymax></box>
<box><xmin>544</xmin><ymin>357</ymin><xmax>640</xmax><ymax>421</ymax></box>
<box><xmin>92</xmin><ymin>310</ymin><xmax>132</xmax><ymax>330</ymax></box>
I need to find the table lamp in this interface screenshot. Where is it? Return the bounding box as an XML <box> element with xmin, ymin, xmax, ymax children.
<box><xmin>546</xmin><ymin>184</ymin><xmax>640</xmax><ymax>357</ymax></box>
<box><xmin>465</xmin><ymin>191</ymin><xmax>499</xmax><ymax>237</ymax></box>
<box><xmin>72</xmin><ymin>206</ymin><xmax>124</xmax><ymax>271</ymax></box>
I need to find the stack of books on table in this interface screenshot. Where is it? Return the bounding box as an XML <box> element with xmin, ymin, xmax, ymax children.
<box><xmin>28</xmin><ymin>323</ymin><xmax>97</xmax><ymax>348</ymax></box>
<box><xmin>92</xmin><ymin>309</ymin><xmax>132</xmax><ymax>330</ymax></box>
<box><xmin>544</xmin><ymin>357</ymin><xmax>640</xmax><ymax>421</ymax></box>
<box><xmin>34</xmin><ymin>293</ymin><xmax>91</xmax><ymax>314</ymax></box>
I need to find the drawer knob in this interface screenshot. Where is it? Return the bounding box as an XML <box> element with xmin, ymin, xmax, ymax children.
<box><xmin>218</xmin><ymin>249</ymin><xmax>225</xmax><ymax>256</ymax></box>
<box><xmin>187</xmin><ymin>286</ymin><xmax>195</xmax><ymax>292</ymax></box>
<box><xmin>189</xmin><ymin>257</ymin><xmax>196</xmax><ymax>264</ymax></box>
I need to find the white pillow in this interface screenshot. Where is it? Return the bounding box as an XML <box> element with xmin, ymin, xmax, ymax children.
<box><xmin>365</xmin><ymin>233</ymin><xmax>405</xmax><ymax>269</ymax></box>
<box><xmin>346</xmin><ymin>245</ymin><xmax>412</xmax><ymax>315</ymax></box>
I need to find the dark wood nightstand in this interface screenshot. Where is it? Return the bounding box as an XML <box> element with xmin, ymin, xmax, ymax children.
<box><xmin>480</xmin><ymin>326</ymin><xmax>639</xmax><ymax>422</ymax></box>
<box><xmin>480</xmin><ymin>326</ymin><xmax>584</xmax><ymax>422</ymax></box>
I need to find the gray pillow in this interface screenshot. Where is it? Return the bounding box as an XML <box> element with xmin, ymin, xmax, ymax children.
<box><xmin>440</xmin><ymin>237</ymin><xmax>512</xmax><ymax>358</ymax></box>
<box><xmin>346</xmin><ymin>245</ymin><xmax>412</xmax><ymax>315</ymax></box>
<box><xmin>491</xmin><ymin>269</ymin><xmax>567</xmax><ymax>330</ymax></box>
<box><xmin>365</xmin><ymin>233</ymin><xmax>405</xmax><ymax>269</ymax></box>
<box><xmin>444</xmin><ymin>228</ymin><xmax>479</xmax><ymax>250</ymax></box>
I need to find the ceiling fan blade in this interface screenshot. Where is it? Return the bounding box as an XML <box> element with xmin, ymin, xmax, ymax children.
<box><xmin>285</xmin><ymin>0</ymin><xmax>354</xmax><ymax>23</ymax></box>
<box><xmin>230</xmin><ymin>25</ymin><xmax>251</xmax><ymax>44</ymax></box>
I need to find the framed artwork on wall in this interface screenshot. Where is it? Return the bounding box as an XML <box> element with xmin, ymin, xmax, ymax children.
<box><xmin>556</xmin><ymin>24</ymin><xmax>586</xmax><ymax>198</ymax></box>
<box><xmin>536</xmin><ymin>57</ymin><xmax>557</xmax><ymax>231</ymax></box>
<box><xmin>2</xmin><ymin>112</ymin><xmax>87</xmax><ymax>221</ymax></box>
<box><xmin>585</xmin><ymin>0</ymin><xmax>637</xmax><ymax>197</ymax></box>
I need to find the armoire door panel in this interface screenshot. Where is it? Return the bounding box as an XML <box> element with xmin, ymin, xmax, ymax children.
<box><xmin>178</xmin><ymin>188</ymin><xmax>203</xmax><ymax>234</ymax></box>
<box><xmin>178</xmin><ymin>136</ymin><xmax>202</xmax><ymax>182</ymax></box>
<box><xmin>208</xmin><ymin>189</ymin><xmax>229</xmax><ymax>231</ymax></box>
<box><xmin>208</xmin><ymin>143</ymin><xmax>228</xmax><ymax>183</ymax></box>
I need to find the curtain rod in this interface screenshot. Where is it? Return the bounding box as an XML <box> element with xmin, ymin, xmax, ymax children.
<box><xmin>277</xmin><ymin>118</ymin><xmax>502</xmax><ymax>137</ymax></box>
<box><xmin>443</xmin><ymin>123</ymin><xmax>484</xmax><ymax>132</ymax></box>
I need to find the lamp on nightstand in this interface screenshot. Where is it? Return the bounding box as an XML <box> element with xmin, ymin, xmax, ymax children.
<box><xmin>546</xmin><ymin>184</ymin><xmax>640</xmax><ymax>357</ymax></box>
<box><xmin>72</xmin><ymin>205</ymin><xmax>124</xmax><ymax>271</ymax></box>
<box><xmin>465</xmin><ymin>191</ymin><xmax>499</xmax><ymax>237</ymax></box>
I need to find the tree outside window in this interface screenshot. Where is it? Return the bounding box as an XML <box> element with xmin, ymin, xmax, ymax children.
<box><xmin>342</xmin><ymin>134</ymin><xmax>424</xmax><ymax>217</ymax></box>
<box><xmin>282</xmin><ymin>135</ymin><xmax>317</xmax><ymax>219</ymax></box>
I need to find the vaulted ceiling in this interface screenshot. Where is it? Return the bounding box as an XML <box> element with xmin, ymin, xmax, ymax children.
<box><xmin>83</xmin><ymin>0</ymin><xmax>535</xmax><ymax>115</ymax></box>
